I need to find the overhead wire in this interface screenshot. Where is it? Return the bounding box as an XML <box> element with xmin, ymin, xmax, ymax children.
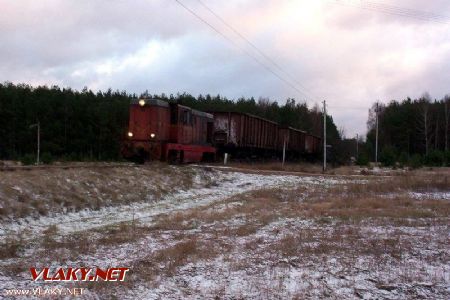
<box><xmin>324</xmin><ymin>0</ymin><xmax>450</xmax><ymax>110</ymax></box>
<box><xmin>361</xmin><ymin>1</ymin><xmax>450</xmax><ymax>23</ymax></box>
<box><xmin>195</xmin><ymin>0</ymin><xmax>319</xmax><ymax>102</ymax></box>
<box><xmin>328</xmin><ymin>0</ymin><xmax>450</xmax><ymax>24</ymax></box>
<box><xmin>174</xmin><ymin>0</ymin><xmax>312</xmax><ymax>101</ymax></box>
<box><xmin>175</xmin><ymin>0</ymin><xmax>447</xmax><ymax>112</ymax></box>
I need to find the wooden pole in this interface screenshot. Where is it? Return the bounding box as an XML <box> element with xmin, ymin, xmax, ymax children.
<box><xmin>375</xmin><ymin>102</ymin><xmax>379</xmax><ymax>163</ymax></box>
<box><xmin>37</xmin><ymin>122</ymin><xmax>40</xmax><ymax>165</ymax></box>
<box><xmin>323</xmin><ymin>100</ymin><xmax>327</xmax><ymax>172</ymax></box>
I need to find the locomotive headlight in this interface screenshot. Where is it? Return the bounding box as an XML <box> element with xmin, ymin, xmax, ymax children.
<box><xmin>150</xmin><ymin>133</ymin><xmax>156</xmax><ymax>139</ymax></box>
<box><xmin>128</xmin><ymin>132</ymin><xmax>133</xmax><ymax>138</ymax></box>
<box><xmin>138</xmin><ymin>99</ymin><xmax>145</xmax><ymax>106</ymax></box>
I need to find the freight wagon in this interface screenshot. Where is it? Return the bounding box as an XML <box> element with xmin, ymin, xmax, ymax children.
<box><xmin>305</xmin><ymin>134</ymin><xmax>322</xmax><ymax>155</ymax></box>
<box><xmin>211</xmin><ymin>111</ymin><xmax>279</xmax><ymax>157</ymax></box>
<box><xmin>278</xmin><ymin>126</ymin><xmax>306</xmax><ymax>158</ymax></box>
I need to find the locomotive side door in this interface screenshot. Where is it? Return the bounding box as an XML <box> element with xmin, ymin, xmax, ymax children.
<box><xmin>206</xmin><ymin>120</ymin><xmax>213</xmax><ymax>144</ymax></box>
<box><xmin>180</xmin><ymin>108</ymin><xmax>193</xmax><ymax>144</ymax></box>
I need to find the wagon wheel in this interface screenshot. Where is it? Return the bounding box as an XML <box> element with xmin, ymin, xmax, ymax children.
<box><xmin>179</xmin><ymin>151</ymin><xmax>184</xmax><ymax>164</ymax></box>
<box><xmin>167</xmin><ymin>150</ymin><xmax>178</xmax><ymax>164</ymax></box>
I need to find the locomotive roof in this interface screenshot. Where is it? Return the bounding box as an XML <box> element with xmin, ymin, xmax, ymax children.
<box><xmin>133</xmin><ymin>98</ymin><xmax>213</xmax><ymax>119</ymax></box>
<box><xmin>131</xmin><ymin>98</ymin><xmax>169</xmax><ymax>108</ymax></box>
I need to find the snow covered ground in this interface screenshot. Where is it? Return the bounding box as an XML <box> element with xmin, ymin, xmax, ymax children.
<box><xmin>0</xmin><ymin>170</ymin><xmax>348</xmax><ymax>238</ymax></box>
<box><xmin>0</xmin><ymin>165</ymin><xmax>449</xmax><ymax>299</ymax></box>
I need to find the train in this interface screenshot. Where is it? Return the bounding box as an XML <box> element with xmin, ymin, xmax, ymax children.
<box><xmin>122</xmin><ymin>97</ymin><xmax>322</xmax><ymax>163</ymax></box>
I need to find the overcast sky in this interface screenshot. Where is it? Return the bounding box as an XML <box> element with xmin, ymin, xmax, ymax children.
<box><xmin>1</xmin><ymin>0</ymin><xmax>449</xmax><ymax>136</ymax></box>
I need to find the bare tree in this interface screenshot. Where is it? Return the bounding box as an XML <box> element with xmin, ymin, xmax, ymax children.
<box><xmin>257</xmin><ymin>97</ymin><xmax>271</xmax><ymax>109</ymax></box>
<box><xmin>435</xmin><ymin>115</ymin><xmax>439</xmax><ymax>150</ymax></box>
<box><xmin>257</xmin><ymin>97</ymin><xmax>271</xmax><ymax>116</ymax></box>
<box><xmin>339</xmin><ymin>126</ymin><xmax>346</xmax><ymax>140</ymax></box>
<box><xmin>424</xmin><ymin>104</ymin><xmax>429</xmax><ymax>155</ymax></box>
<box><xmin>367</xmin><ymin>103</ymin><xmax>379</xmax><ymax>131</ymax></box>
<box><xmin>418</xmin><ymin>100</ymin><xmax>430</xmax><ymax>155</ymax></box>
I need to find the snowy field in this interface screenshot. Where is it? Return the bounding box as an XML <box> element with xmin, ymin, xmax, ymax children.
<box><xmin>0</xmin><ymin>165</ymin><xmax>449</xmax><ymax>299</ymax></box>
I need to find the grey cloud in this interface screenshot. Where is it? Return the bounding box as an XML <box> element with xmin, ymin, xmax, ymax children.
<box><xmin>0</xmin><ymin>0</ymin><xmax>449</xmax><ymax>136</ymax></box>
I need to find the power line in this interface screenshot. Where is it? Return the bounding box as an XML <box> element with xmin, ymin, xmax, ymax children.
<box><xmin>174</xmin><ymin>0</ymin><xmax>311</xmax><ymax>101</ymax></box>
<box><xmin>362</xmin><ymin>1</ymin><xmax>450</xmax><ymax>23</ymax></box>
<box><xmin>196</xmin><ymin>0</ymin><xmax>318</xmax><ymax>101</ymax></box>
<box><xmin>328</xmin><ymin>0</ymin><xmax>450</xmax><ymax>24</ymax></box>
<box><xmin>323</xmin><ymin>100</ymin><xmax>327</xmax><ymax>172</ymax></box>
<box><xmin>330</xmin><ymin>0</ymin><xmax>450</xmax><ymax>23</ymax></box>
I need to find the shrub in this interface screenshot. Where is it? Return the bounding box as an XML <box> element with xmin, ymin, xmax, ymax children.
<box><xmin>409</xmin><ymin>154</ymin><xmax>423</xmax><ymax>169</ymax></box>
<box><xmin>380</xmin><ymin>147</ymin><xmax>396</xmax><ymax>167</ymax></box>
<box><xmin>41</xmin><ymin>152</ymin><xmax>53</xmax><ymax>164</ymax></box>
<box><xmin>444</xmin><ymin>151</ymin><xmax>450</xmax><ymax>167</ymax></box>
<box><xmin>356</xmin><ymin>153</ymin><xmax>369</xmax><ymax>166</ymax></box>
<box><xmin>424</xmin><ymin>150</ymin><xmax>444</xmax><ymax>167</ymax></box>
<box><xmin>20</xmin><ymin>154</ymin><xmax>36</xmax><ymax>165</ymax></box>
<box><xmin>398</xmin><ymin>152</ymin><xmax>409</xmax><ymax>167</ymax></box>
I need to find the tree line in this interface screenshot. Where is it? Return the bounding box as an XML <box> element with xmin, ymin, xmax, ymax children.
<box><xmin>359</xmin><ymin>94</ymin><xmax>450</xmax><ymax>167</ymax></box>
<box><xmin>0</xmin><ymin>82</ymin><xmax>341</xmax><ymax>163</ymax></box>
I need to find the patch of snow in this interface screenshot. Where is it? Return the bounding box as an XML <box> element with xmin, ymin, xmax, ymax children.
<box><xmin>409</xmin><ymin>191</ymin><xmax>450</xmax><ymax>200</ymax></box>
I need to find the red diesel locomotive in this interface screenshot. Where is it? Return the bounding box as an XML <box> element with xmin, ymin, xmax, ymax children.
<box><xmin>123</xmin><ymin>98</ymin><xmax>322</xmax><ymax>163</ymax></box>
<box><xmin>122</xmin><ymin>98</ymin><xmax>216</xmax><ymax>163</ymax></box>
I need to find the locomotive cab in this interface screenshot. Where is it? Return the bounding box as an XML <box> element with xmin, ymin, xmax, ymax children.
<box><xmin>123</xmin><ymin>98</ymin><xmax>170</xmax><ymax>161</ymax></box>
<box><xmin>166</xmin><ymin>104</ymin><xmax>216</xmax><ymax>163</ymax></box>
<box><xmin>122</xmin><ymin>98</ymin><xmax>216</xmax><ymax>163</ymax></box>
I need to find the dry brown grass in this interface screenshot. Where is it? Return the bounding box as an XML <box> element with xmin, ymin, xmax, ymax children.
<box><xmin>129</xmin><ymin>234</ymin><xmax>224</xmax><ymax>287</ymax></box>
<box><xmin>0</xmin><ymin>163</ymin><xmax>208</xmax><ymax>220</ymax></box>
<box><xmin>301</xmin><ymin>195</ymin><xmax>448</xmax><ymax>220</ymax></box>
<box><xmin>227</xmin><ymin>161</ymin><xmax>324</xmax><ymax>174</ymax></box>
<box><xmin>272</xmin><ymin>226</ymin><xmax>405</xmax><ymax>261</ymax></box>
<box><xmin>36</xmin><ymin>225</ymin><xmax>92</xmax><ymax>262</ymax></box>
<box><xmin>4</xmin><ymin>167</ymin><xmax>449</xmax><ymax>296</ymax></box>
<box><xmin>147</xmin><ymin>188</ymin><xmax>287</xmax><ymax>237</ymax></box>
<box><xmin>35</xmin><ymin>221</ymin><xmax>155</xmax><ymax>263</ymax></box>
<box><xmin>144</xmin><ymin>173</ymin><xmax>449</xmax><ymax>246</ymax></box>
<box><xmin>0</xmin><ymin>237</ymin><xmax>24</xmax><ymax>259</ymax></box>
<box><xmin>339</xmin><ymin>174</ymin><xmax>450</xmax><ymax>194</ymax></box>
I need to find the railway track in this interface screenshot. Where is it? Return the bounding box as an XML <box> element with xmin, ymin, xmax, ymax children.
<box><xmin>0</xmin><ymin>161</ymin><xmax>395</xmax><ymax>179</ymax></box>
<box><xmin>0</xmin><ymin>162</ymin><xmax>138</xmax><ymax>172</ymax></box>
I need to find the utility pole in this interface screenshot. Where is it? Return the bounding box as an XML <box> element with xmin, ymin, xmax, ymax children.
<box><xmin>282</xmin><ymin>135</ymin><xmax>286</xmax><ymax>169</ymax></box>
<box><xmin>445</xmin><ymin>100</ymin><xmax>448</xmax><ymax>152</ymax></box>
<box><xmin>323</xmin><ymin>100</ymin><xmax>327</xmax><ymax>172</ymax></box>
<box><xmin>375</xmin><ymin>102</ymin><xmax>379</xmax><ymax>163</ymax></box>
<box><xmin>30</xmin><ymin>122</ymin><xmax>40</xmax><ymax>165</ymax></box>
<box><xmin>356</xmin><ymin>134</ymin><xmax>359</xmax><ymax>160</ymax></box>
